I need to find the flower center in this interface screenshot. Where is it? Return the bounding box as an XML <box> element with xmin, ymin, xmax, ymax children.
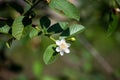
<box><xmin>60</xmin><ymin>43</ymin><xmax>67</xmax><ymax>49</ymax></box>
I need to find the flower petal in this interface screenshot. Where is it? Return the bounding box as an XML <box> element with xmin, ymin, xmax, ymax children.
<box><xmin>60</xmin><ymin>51</ymin><xmax>64</xmax><ymax>56</ymax></box>
<box><xmin>56</xmin><ymin>40</ymin><xmax>61</xmax><ymax>45</ymax></box>
<box><xmin>56</xmin><ymin>47</ymin><xmax>61</xmax><ymax>52</ymax></box>
<box><xmin>65</xmin><ymin>48</ymin><xmax>70</xmax><ymax>53</ymax></box>
<box><xmin>61</xmin><ymin>39</ymin><xmax>65</xmax><ymax>43</ymax></box>
<box><xmin>56</xmin><ymin>39</ymin><xmax>71</xmax><ymax>56</ymax></box>
<box><xmin>67</xmin><ymin>43</ymin><xmax>71</xmax><ymax>47</ymax></box>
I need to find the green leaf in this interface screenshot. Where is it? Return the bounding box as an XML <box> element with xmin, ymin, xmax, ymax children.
<box><xmin>33</xmin><ymin>61</ymin><xmax>43</xmax><ymax>77</ymax></box>
<box><xmin>107</xmin><ymin>14</ymin><xmax>119</xmax><ymax>36</ymax></box>
<box><xmin>47</xmin><ymin>22</ymin><xmax>69</xmax><ymax>33</ymax></box>
<box><xmin>40</xmin><ymin>16</ymin><xmax>51</xmax><ymax>28</ymax></box>
<box><xmin>49</xmin><ymin>0</ymin><xmax>80</xmax><ymax>20</ymax></box>
<box><xmin>69</xmin><ymin>24</ymin><xmax>85</xmax><ymax>35</ymax></box>
<box><xmin>0</xmin><ymin>25</ymin><xmax>10</xmax><ymax>34</ymax></box>
<box><xmin>47</xmin><ymin>23</ymin><xmax>63</xmax><ymax>33</ymax></box>
<box><xmin>22</xmin><ymin>17</ymin><xmax>32</xmax><ymax>26</ymax></box>
<box><xmin>61</xmin><ymin>24</ymin><xmax>85</xmax><ymax>37</ymax></box>
<box><xmin>29</xmin><ymin>27</ymin><xmax>40</xmax><ymax>38</ymax></box>
<box><xmin>12</xmin><ymin>16</ymin><xmax>24</xmax><ymax>40</ymax></box>
<box><xmin>43</xmin><ymin>44</ymin><xmax>59</xmax><ymax>64</ymax></box>
<box><xmin>59</xmin><ymin>22</ymin><xmax>69</xmax><ymax>30</ymax></box>
<box><xmin>22</xmin><ymin>25</ymin><xmax>33</xmax><ymax>37</ymax></box>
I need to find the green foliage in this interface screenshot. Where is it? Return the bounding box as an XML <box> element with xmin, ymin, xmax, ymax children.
<box><xmin>61</xmin><ymin>24</ymin><xmax>85</xmax><ymax>37</ymax></box>
<box><xmin>59</xmin><ymin>22</ymin><xmax>69</xmax><ymax>30</ymax></box>
<box><xmin>43</xmin><ymin>44</ymin><xmax>59</xmax><ymax>64</ymax></box>
<box><xmin>22</xmin><ymin>25</ymin><xmax>32</xmax><ymax>37</ymax></box>
<box><xmin>49</xmin><ymin>0</ymin><xmax>80</xmax><ymax>20</ymax></box>
<box><xmin>0</xmin><ymin>0</ymin><xmax>120</xmax><ymax>80</ymax></box>
<box><xmin>48</xmin><ymin>22</ymin><xmax>85</xmax><ymax>37</ymax></box>
<box><xmin>0</xmin><ymin>25</ymin><xmax>10</xmax><ymax>34</ymax></box>
<box><xmin>12</xmin><ymin>16</ymin><xmax>24</xmax><ymax>40</ymax></box>
<box><xmin>47</xmin><ymin>23</ymin><xmax>64</xmax><ymax>33</ymax></box>
<box><xmin>40</xmin><ymin>16</ymin><xmax>51</xmax><ymax>28</ymax></box>
<box><xmin>0</xmin><ymin>0</ymin><xmax>85</xmax><ymax>65</ymax></box>
<box><xmin>29</xmin><ymin>27</ymin><xmax>41</xmax><ymax>38</ymax></box>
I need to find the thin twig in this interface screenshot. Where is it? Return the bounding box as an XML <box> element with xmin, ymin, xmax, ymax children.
<box><xmin>24</xmin><ymin>0</ymin><xmax>42</xmax><ymax>15</ymax></box>
<box><xmin>0</xmin><ymin>17</ymin><xmax>8</xmax><ymax>21</ymax></box>
<box><xmin>24</xmin><ymin>0</ymin><xmax>33</xmax><ymax>6</ymax></box>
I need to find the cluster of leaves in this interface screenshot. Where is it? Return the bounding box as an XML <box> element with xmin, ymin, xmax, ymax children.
<box><xmin>0</xmin><ymin>0</ymin><xmax>85</xmax><ymax>64</ymax></box>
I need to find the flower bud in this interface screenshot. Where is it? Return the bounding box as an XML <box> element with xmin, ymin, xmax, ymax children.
<box><xmin>68</xmin><ymin>37</ymin><xmax>76</xmax><ymax>42</ymax></box>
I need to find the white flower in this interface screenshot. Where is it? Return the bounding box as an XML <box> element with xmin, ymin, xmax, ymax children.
<box><xmin>55</xmin><ymin>39</ymin><xmax>71</xmax><ymax>56</ymax></box>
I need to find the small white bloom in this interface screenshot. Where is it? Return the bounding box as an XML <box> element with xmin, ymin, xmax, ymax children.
<box><xmin>55</xmin><ymin>39</ymin><xmax>71</xmax><ymax>56</ymax></box>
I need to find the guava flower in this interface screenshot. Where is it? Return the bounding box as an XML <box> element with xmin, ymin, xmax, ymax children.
<box><xmin>55</xmin><ymin>39</ymin><xmax>71</xmax><ymax>56</ymax></box>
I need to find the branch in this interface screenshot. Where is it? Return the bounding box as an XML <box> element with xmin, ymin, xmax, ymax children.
<box><xmin>24</xmin><ymin>0</ymin><xmax>42</xmax><ymax>15</ymax></box>
<box><xmin>24</xmin><ymin>0</ymin><xmax>33</xmax><ymax>6</ymax></box>
<box><xmin>78</xmin><ymin>35</ymin><xmax>119</xmax><ymax>80</ymax></box>
<box><xmin>0</xmin><ymin>17</ymin><xmax>8</xmax><ymax>21</ymax></box>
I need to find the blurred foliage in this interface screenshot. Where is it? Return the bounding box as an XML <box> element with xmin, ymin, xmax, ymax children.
<box><xmin>0</xmin><ymin>0</ymin><xmax>120</xmax><ymax>80</ymax></box>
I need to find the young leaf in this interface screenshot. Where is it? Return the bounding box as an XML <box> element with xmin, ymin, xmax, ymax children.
<box><xmin>61</xmin><ymin>24</ymin><xmax>85</xmax><ymax>37</ymax></box>
<box><xmin>12</xmin><ymin>16</ymin><xmax>24</xmax><ymax>40</ymax></box>
<box><xmin>49</xmin><ymin>0</ymin><xmax>80</xmax><ymax>20</ymax></box>
<box><xmin>0</xmin><ymin>25</ymin><xmax>10</xmax><ymax>34</ymax></box>
<box><xmin>29</xmin><ymin>27</ymin><xmax>40</xmax><ymax>38</ymax></box>
<box><xmin>43</xmin><ymin>44</ymin><xmax>58</xmax><ymax>64</ymax></box>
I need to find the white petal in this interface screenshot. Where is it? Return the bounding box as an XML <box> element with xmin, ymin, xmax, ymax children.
<box><xmin>67</xmin><ymin>43</ymin><xmax>71</xmax><ymax>47</ymax></box>
<box><xmin>65</xmin><ymin>48</ymin><xmax>70</xmax><ymax>53</ymax></box>
<box><xmin>61</xmin><ymin>39</ymin><xmax>65</xmax><ymax>43</ymax></box>
<box><xmin>56</xmin><ymin>47</ymin><xmax>61</xmax><ymax>52</ymax></box>
<box><xmin>60</xmin><ymin>51</ymin><xmax>64</xmax><ymax>56</ymax></box>
<box><xmin>56</xmin><ymin>40</ymin><xmax>61</xmax><ymax>45</ymax></box>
